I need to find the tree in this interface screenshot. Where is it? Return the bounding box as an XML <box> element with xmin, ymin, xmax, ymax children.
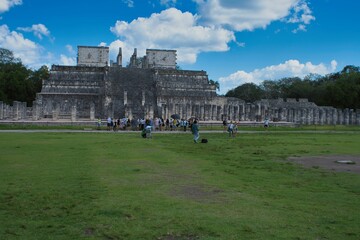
<box><xmin>224</xmin><ymin>65</ymin><xmax>360</xmax><ymax>108</ymax></box>
<box><xmin>209</xmin><ymin>79</ymin><xmax>220</xmax><ymax>91</ymax></box>
<box><xmin>260</xmin><ymin>80</ymin><xmax>281</xmax><ymax>99</ymax></box>
<box><xmin>0</xmin><ymin>48</ymin><xmax>20</xmax><ymax>64</ymax></box>
<box><xmin>226</xmin><ymin>83</ymin><xmax>264</xmax><ymax>102</ymax></box>
<box><xmin>0</xmin><ymin>48</ymin><xmax>46</xmax><ymax>106</ymax></box>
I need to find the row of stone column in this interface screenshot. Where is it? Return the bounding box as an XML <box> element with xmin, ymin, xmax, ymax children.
<box><xmin>261</xmin><ymin>106</ymin><xmax>360</xmax><ymax>125</ymax></box>
<box><xmin>0</xmin><ymin>101</ymin><xmax>28</xmax><ymax>120</ymax></box>
<box><xmin>158</xmin><ymin>103</ymin><xmax>232</xmax><ymax>120</ymax></box>
<box><xmin>1</xmin><ymin>100</ymin><xmax>360</xmax><ymax>125</ymax></box>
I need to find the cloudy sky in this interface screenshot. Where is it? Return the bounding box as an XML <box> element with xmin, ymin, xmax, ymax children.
<box><xmin>1</xmin><ymin>0</ymin><xmax>359</xmax><ymax>94</ymax></box>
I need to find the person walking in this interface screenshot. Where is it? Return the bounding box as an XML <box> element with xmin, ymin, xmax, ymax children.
<box><xmin>191</xmin><ymin>120</ymin><xmax>200</xmax><ymax>143</ymax></box>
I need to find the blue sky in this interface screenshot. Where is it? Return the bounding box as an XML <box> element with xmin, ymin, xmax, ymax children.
<box><xmin>1</xmin><ymin>0</ymin><xmax>359</xmax><ymax>94</ymax></box>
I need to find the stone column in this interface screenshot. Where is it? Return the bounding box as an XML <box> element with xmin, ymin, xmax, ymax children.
<box><xmin>168</xmin><ymin>103</ymin><xmax>174</xmax><ymax>117</ymax></box>
<box><xmin>53</xmin><ymin>103</ymin><xmax>59</xmax><ymax>120</ymax></box>
<box><xmin>4</xmin><ymin>104</ymin><xmax>10</xmax><ymax>119</ymax></box>
<box><xmin>142</xmin><ymin>91</ymin><xmax>145</xmax><ymax>106</ymax></box>
<box><xmin>325</xmin><ymin>109</ymin><xmax>330</xmax><ymax>124</ymax></box>
<box><xmin>279</xmin><ymin>108</ymin><xmax>285</xmax><ymax>122</ymax></box>
<box><xmin>287</xmin><ymin>109</ymin><xmax>291</xmax><ymax>122</ymax></box>
<box><xmin>32</xmin><ymin>101</ymin><xmax>38</xmax><ymax>121</ymax></box>
<box><xmin>128</xmin><ymin>107</ymin><xmax>133</xmax><ymax>120</ymax></box>
<box><xmin>148</xmin><ymin>105</ymin><xmax>154</xmax><ymax>119</ymax></box>
<box><xmin>52</xmin><ymin>110</ymin><xmax>58</xmax><ymax>120</ymax></box>
<box><xmin>212</xmin><ymin>105</ymin><xmax>216</xmax><ymax>120</ymax></box>
<box><xmin>0</xmin><ymin>101</ymin><xmax>3</xmax><ymax>120</ymax></box>
<box><xmin>223</xmin><ymin>105</ymin><xmax>228</xmax><ymax>120</ymax></box>
<box><xmin>200</xmin><ymin>105</ymin><xmax>205</xmax><ymax>120</ymax></box>
<box><xmin>13</xmin><ymin>101</ymin><xmax>20</xmax><ymax>120</ymax></box>
<box><xmin>90</xmin><ymin>102</ymin><xmax>95</xmax><ymax>121</ymax></box>
<box><xmin>124</xmin><ymin>90</ymin><xmax>128</xmax><ymax>105</ymax></box>
<box><xmin>234</xmin><ymin>105</ymin><xmax>239</xmax><ymax>121</ymax></box>
<box><xmin>195</xmin><ymin>104</ymin><xmax>200</xmax><ymax>119</ymax></box>
<box><xmin>216</xmin><ymin>106</ymin><xmax>222</xmax><ymax>121</ymax></box>
<box><xmin>20</xmin><ymin>102</ymin><xmax>26</xmax><ymax>119</ymax></box>
<box><xmin>175</xmin><ymin>104</ymin><xmax>180</xmax><ymax>115</ymax></box>
<box><xmin>71</xmin><ymin>105</ymin><xmax>77</xmax><ymax>122</ymax></box>
<box><xmin>180</xmin><ymin>104</ymin><xmax>184</xmax><ymax>119</ymax></box>
<box><xmin>203</xmin><ymin>105</ymin><xmax>209</xmax><ymax>120</ymax></box>
<box><xmin>231</xmin><ymin>105</ymin><xmax>236</xmax><ymax>121</ymax></box>
<box><xmin>185</xmin><ymin>104</ymin><xmax>190</xmax><ymax>119</ymax></box>
<box><xmin>344</xmin><ymin>109</ymin><xmax>349</xmax><ymax>125</ymax></box>
<box><xmin>331</xmin><ymin>109</ymin><xmax>337</xmax><ymax>125</ymax></box>
<box><xmin>350</xmin><ymin>109</ymin><xmax>355</xmax><ymax>125</ymax></box>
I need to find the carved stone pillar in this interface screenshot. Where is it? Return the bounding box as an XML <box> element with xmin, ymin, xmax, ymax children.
<box><xmin>13</xmin><ymin>101</ymin><xmax>20</xmax><ymax>120</ymax></box>
<box><xmin>142</xmin><ymin>91</ymin><xmax>145</xmax><ymax>106</ymax></box>
<box><xmin>0</xmin><ymin>101</ymin><xmax>4</xmax><ymax>120</ymax></box>
<box><xmin>211</xmin><ymin>105</ymin><xmax>216</xmax><ymax>120</ymax></box>
<box><xmin>90</xmin><ymin>102</ymin><xmax>95</xmax><ymax>120</ymax></box>
<box><xmin>350</xmin><ymin>109</ymin><xmax>355</xmax><ymax>125</ymax></box>
<box><xmin>71</xmin><ymin>105</ymin><xmax>77</xmax><ymax>122</ymax></box>
<box><xmin>200</xmin><ymin>105</ymin><xmax>205</xmax><ymax>120</ymax></box>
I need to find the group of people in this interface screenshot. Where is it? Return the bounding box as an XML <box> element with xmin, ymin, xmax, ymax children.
<box><xmin>97</xmin><ymin>116</ymin><xmax>270</xmax><ymax>143</ymax></box>
<box><xmin>224</xmin><ymin>120</ymin><xmax>239</xmax><ymax>137</ymax></box>
<box><xmin>98</xmin><ymin>116</ymin><xmax>196</xmax><ymax>132</ymax></box>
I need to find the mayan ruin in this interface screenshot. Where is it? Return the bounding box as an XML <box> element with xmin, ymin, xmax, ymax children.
<box><xmin>0</xmin><ymin>46</ymin><xmax>359</xmax><ymax>125</ymax></box>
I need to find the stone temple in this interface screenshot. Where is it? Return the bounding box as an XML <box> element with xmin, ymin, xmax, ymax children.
<box><xmin>34</xmin><ymin>46</ymin><xmax>241</xmax><ymax>121</ymax></box>
<box><xmin>0</xmin><ymin>46</ymin><xmax>359</xmax><ymax>125</ymax></box>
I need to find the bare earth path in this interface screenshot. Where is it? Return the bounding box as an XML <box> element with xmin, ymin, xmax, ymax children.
<box><xmin>288</xmin><ymin>155</ymin><xmax>360</xmax><ymax>174</ymax></box>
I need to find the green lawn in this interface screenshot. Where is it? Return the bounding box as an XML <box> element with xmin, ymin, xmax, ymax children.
<box><xmin>0</xmin><ymin>132</ymin><xmax>359</xmax><ymax>239</ymax></box>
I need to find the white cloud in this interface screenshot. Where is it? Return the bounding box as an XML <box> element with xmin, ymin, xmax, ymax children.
<box><xmin>286</xmin><ymin>0</ymin><xmax>315</xmax><ymax>24</ymax></box>
<box><xmin>59</xmin><ymin>54</ymin><xmax>76</xmax><ymax>66</ymax></box>
<box><xmin>196</xmin><ymin>0</ymin><xmax>315</xmax><ymax>32</ymax></box>
<box><xmin>0</xmin><ymin>0</ymin><xmax>22</xmax><ymax>13</ymax></box>
<box><xmin>110</xmin><ymin>8</ymin><xmax>235</xmax><ymax>64</ymax></box>
<box><xmin>160</xmin><ymin>0</ymin><xmax>177</xmax><ymax>7</ymax></box>
<box><xmin>292</xmin><ymin>24</ymin><xmax>306</xmax><ymax>33</ymax></box>
<box><xmin>17</xmin><ymin>23</ymin><xmax>52</xmax><ymax>40</ymax></box>
<box><xmin>196</xmin><ymin>0</ymin><xmax>298</xmax><ymax>31</ymax></box>
<box><xmin>0</xmin><ymin>24</ymin><xmax>45</xmax><ymax>67</ymax></box>
<box><xmin>219</xmin><ymin>59</ymin><xmax>337</xmax><ymax>94</ymax></box>
<box><xmin>122</xmin><ymin>0</ymin><xmax>134</xmax><ymax>8</ymax></box>
<box><xmin>285</xmin><ymin>0</ymin><xmax>315</xmax><ymax>32</ymax></box>
<box><xmin>65</xmin><ymin>44</ymin><xmax>75</xmax><ymax>55</ymax></box>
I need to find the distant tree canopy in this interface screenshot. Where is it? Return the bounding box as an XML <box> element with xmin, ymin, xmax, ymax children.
<box><xmin>209</xmin><ymin>79</ymin><xmax>220</xmax><ymax>91</ymax></box>
<box><xmin>0</xmin><ymin>48</ymin><xmax>48</xmax><ymax>106</ymax></box>
<box><xmin>225</xmin><ymin>65</ymin><xmax>360</xmax><ymax>109</ymax></box>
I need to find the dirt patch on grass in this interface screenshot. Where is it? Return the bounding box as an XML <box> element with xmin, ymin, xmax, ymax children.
<box><xmin>288</xmin><ymin>155</ymin><xmax>360</xmax><ymax>174</ymax></box>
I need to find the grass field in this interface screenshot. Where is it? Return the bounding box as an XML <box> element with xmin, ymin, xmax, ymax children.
<box><xmin>0</xmin><ymin>131</ymin><xmax>360</xmax><ymax>239</ymax></box>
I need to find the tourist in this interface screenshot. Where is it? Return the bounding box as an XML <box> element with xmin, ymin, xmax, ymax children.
<box><xmin>165</xmin><ymin>118</ymin><xmax>170</xmax><ymax>130</ymax></box>
<box><xmin>227</xmin><ymin>121</ymin><xmax>235</xmax><ymax>137</ymax></box>
<box><xmin>107</xmin><ymin>117</ymin><xmax>112</xmax><ymax>131</ymax></box>
<box><xmin>233</xmin><ymin>121</ymin><xmax>239</xmax><ymax>136</ymax></box>
<box><xmin>96</xmin><ymin>118</ymin><xmax>101</xmax><ymax>130</ymax></box>
<box><xmin>191</xmin><ymin>120</ymin><xmax>200</xmax><ymax>143</ymax></box>
<box><xmin>158</xmin><ymin>118</ymin><xmax>163</xmax><ymax>131</ymax></box>
<box><xmin>223</xmin><ymin>119</ymin><xmax>227</xmax><ymax>132</ymax></box>
<box><xmin>264</xmin><ymin>119</ymin><xmax>269</xmax><ymax>128</ymax></box>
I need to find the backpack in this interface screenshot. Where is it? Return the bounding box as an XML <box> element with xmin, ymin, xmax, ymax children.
<box><xmin>201</xmin><ymin>138</ymin><xmax>208</xmax><ymax>143</ymax></box>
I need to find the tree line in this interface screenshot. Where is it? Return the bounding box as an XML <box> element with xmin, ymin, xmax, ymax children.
<box><xmin>0</xmin><ymin>48</ymin><xmax>49</xmax><ymax>106</ymax></box>
<box><xmin>225</xmin><ymin>65</ymin><xmax>360</xmax><ymax>109</ymax></box>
